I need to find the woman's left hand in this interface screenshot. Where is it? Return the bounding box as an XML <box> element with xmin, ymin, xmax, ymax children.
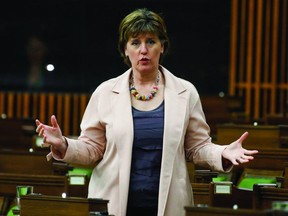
<box><xmin>222</xmin><ymin>131</ymin><xmax>258</xmax><ymax>165</ymax></box>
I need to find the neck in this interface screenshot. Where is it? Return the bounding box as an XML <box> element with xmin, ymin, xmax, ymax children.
<box><xmin>131</xmin><ymin>70</ymin><xmax>159</xmax><ymax>86</ymax></box>
<box><xmin>132</xmin><ymin>69</ymin><xmax>159</xmax><ymax>85</ymax></box>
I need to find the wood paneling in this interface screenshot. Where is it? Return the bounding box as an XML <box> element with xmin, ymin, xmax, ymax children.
<box><xmin>229</xmin><ymin>0</ymin><xmax>288</xmax><ymax>120</ymax></box>
<box><xmin>0</xmin><ymin>91</ymin><xmax>91</xmax><ymax>136</ymax></box>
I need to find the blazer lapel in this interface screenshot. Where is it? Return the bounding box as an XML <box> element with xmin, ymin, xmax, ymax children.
<box><xmin>158</xmin><ymin>67</ymin><xmax>188</xmax><ymax>215</ymax></box>
<box><xmin>111</xmin><ymin>70</ymin><xmax>134</xmax><ymax>215</ymax></box>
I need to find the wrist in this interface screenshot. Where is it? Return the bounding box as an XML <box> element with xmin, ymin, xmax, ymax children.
<box><xmin>222</xmin><ymin>157</ymin><xmax>232</xmax><ymax>170</ymax></box>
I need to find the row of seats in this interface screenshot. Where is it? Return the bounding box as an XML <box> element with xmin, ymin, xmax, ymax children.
<box><xmin>189</xmin><ymin>122</ymin><xmax>288</xmax><ymax>215</ymax></box>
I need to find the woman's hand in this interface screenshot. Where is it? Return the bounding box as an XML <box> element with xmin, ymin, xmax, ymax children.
<box><xmin>35</xmin><ymin>115</ymin><xmax>67</xmax><ymax>158</ymax></box>
<box><xmin>222</xmin><ymin>132</ymin><xmax>258</xmax><ymax>166</ymax></box>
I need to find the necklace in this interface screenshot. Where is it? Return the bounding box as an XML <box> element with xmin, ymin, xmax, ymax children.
<box><xmin>130</xmin><ymin>71</ymin><xmax>160</xmax><ymax>101</ymax></box>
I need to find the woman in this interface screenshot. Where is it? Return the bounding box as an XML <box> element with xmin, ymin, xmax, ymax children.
<box><xmin>36</xmin><ymin>8</ymin><xmax>258</xmax><ymax>216</ymax></box>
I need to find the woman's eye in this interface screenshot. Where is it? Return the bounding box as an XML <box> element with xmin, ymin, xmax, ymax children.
<box><xmin>131</xmin><ymin>41</ymin><xmax>139</xmax><ymax>46</ymax></box>
<box><xmin>147</xmin><ymin>39</ymin><xmax>155</xmax><ymax>45</ymax></box>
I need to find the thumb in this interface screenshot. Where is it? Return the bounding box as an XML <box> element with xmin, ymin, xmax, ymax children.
<box><xmin>50</xmin><ymin>115</ymin><xmax>59</xmax><ymax>128</ymax></box>
<box><xmin>237</xmin><ymin>131</ymin><xmax>249</xmax><ymax>143</ymax></box>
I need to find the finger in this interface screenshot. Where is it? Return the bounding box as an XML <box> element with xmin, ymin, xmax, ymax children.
<box><xmin>36</xmin><ymin>125</ymin><xmax>40</xmax><ymax>133</ymax></box>
<box><xmin>41</xmin><ymin>143</ymin><xmax>51</xmax><ymax>148</ymax></box>
<box><xmin>36</xmin><ymin>124</ymin><xmax>43</xmax><ymax>133</ymax></box>
<box><xmin>39</xmin><ymin>128</ymin><xmax>45</xmax><ymax>137</ymax></box>
<box><xmin>244</xmin><ymin>149</ymin><xmax>258</xmax><ymax>155</ymax></box>
<box><xmin>241</xmin><ymin>155</ymin><xmax>254</xmax><ymax>161</ymax></box>
<box><xmin>35</xmin><ymin>121</ymin><xmax>42</xmax><ymax>133</ymax></box>
<box><xmin>43</xmin><ymin>134</ymin><xmax>47</xmax><ymax>143</ymax></box>
<box><xmin>51</xmin><ymin>115</ymin><xmax>58</xmax><ymax>128</ymax></box>
<box><xmin>239</xmin><ymin>158</ymin><xmax>250</xmax><ymax>164</ymax></box>
<box><xmin>35</xmin><ymin>119</ymin><xmax>41</xmax><ymax>126</ymax></box>
<box><xmin>237</xmin><ymin>131</ymin><xmax>249</xmax><ymax>143</ymax></box>
<box><xmin>236</xmin><ymin>157</ymin><xmax>249</xmax><ymax>164</ymax></box>
<box><xmin>231</xmin><ymin>159</ymin><xmax>239</xmax><ymax>166</ymax></box>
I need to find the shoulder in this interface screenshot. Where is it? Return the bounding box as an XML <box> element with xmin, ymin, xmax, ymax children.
<box><xmin>91</xmin><ymin>70</ymin><xmax>130</xmax><ymax>96</ymax></box>
<box><xmin>161</xmin><ymin>65</ymin><xmax>199</xmax><ymax>97</ymax></box>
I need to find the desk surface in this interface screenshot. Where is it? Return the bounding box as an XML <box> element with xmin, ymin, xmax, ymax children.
<box><xmin>185</xmin><ymin>206</ymin><xmax>273</xmax><ymax>216</ymax></box>
<box><xmin>20</xmin><ymin>195</ymin><xmax>109</xmax><ymax>216</ymax></box>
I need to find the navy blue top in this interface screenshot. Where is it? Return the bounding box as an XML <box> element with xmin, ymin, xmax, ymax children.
<box><xmin>127</xmin><ymin>102</ymin><xmax>164</xmax><ymax>208</ymax></box>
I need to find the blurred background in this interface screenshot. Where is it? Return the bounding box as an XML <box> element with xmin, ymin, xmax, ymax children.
<box><xmin>1</xmin><ymin>0</ymin><xmax>287</xmax><ymax>133</ymax></box>
<box><xmin>0</xmin><ymin>0</ymin><xmax>231</xmax><ymax>94</ymax></box>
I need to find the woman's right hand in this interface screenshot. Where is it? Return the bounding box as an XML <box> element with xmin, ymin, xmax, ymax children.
<box><xmin>35</xmin><ymin>115</ymin><xmax>67</xmax><ymax>158</ymax></box>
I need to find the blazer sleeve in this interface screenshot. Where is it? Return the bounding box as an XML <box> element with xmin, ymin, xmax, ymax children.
<box><xmin>184</xmin><ymin>88</ymin><xmax>228</xmax><ymax>172</ymax></box>
<box><xmin>47</xmin><ymin>85</ymin><xmax>107</xmax><ymax>165</ymax></box>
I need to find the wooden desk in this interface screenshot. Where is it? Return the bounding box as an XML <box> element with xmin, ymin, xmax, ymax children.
<box><xmin>234</xmin><ymin>148</ymin><xmax>288</xmax><ymax>188</ymax></box>
<box><xmin>201</xmin><ymin>95</ymin><xmax>245</xmax><ymax>138</ymax></box>
<box><xmin>191</xmin><ymin>149</ymin><xmax>288</xmax><ymax>208</ymax></box>
<box><xmin>185</xmin><ymin>206</ymin><xmax>273</xmax><ymax>216</ymax></box>
<box><xmin>253</xmin><ymin>184</ymin><xmax>288</xmax><ymax>210</ymax></box>
<box><xmin>211</xmin><ymin>183</ymin><xmax>253</xmax><ymax>209</ymax></box>
<box><xmin>0</xmin><ymin>150</ymin><xmax>66</xmax><ymax>197</ymax></box>
<box><xmin>0</xmin><ymin>150</ymin><xmax>53</xmax><ymax>175</ymax></box>
<box><xmin>191</xmin><ymin>183</ymin><xmax>212</xmax><ymax>206</ymax></box>
<box><xmin>0</xmin><ymin>118</ymin><xmax>36</xmax><ymax>151</ymax></box>
<box><xmin>0</xmin><ymin>150</ymin><xmax>89</xmax><ymax>198</ymax></box>
<box><xmin>19</xmin><ymin>195</ymin><xmax>109</xmax><ymax>216</ymax></box>
<box><xmin>216</xmin><ymin>124</ymin><xmax>288</xmax><ymax>149</ymax></box>
<box><xmin>0</xmin><ymin>173</ymin><xmax>67</xmax><ymax>197</ymax></box>
<box><xmin>241</xmin><ymin>148</ymin><xmax>288</xmax><ymax>171</ymax></box>
<box><xmin>190</xmin><ymin>148</ymin><xmax>288</xmax><ymax>187</ymax></box>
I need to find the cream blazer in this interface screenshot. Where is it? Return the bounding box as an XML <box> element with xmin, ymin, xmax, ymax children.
<box><xmin>50</xmin><ymin>66</ymin><xmax>227</xmax><ymax>216</ymax></box>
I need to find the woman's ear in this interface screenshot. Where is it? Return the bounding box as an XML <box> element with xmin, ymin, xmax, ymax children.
<box><xmin>161</xmin><ymin>44</ymin><xmax>164</xmax><ymax>54</ymax></box>
<box><xmin>124</xmin><ymin>45</ymin><xmax>128</xmax><ymax>57</ymax></box>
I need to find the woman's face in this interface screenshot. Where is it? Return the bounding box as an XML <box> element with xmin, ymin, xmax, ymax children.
<box><xmin>125</xmin><ymin>33</ymin><xmax>164</xmax><ymax>74</ymax></box>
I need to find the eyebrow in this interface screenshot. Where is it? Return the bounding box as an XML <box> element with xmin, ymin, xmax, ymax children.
<box><xmin>130</xmin><ymin>35</ymin><xmax>157</xmax><ymax>40</ymax></box>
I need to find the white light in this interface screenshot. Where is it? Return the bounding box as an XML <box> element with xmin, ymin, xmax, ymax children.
<box><xmin>218</xmin><ymin>92</ymin><xmax>225</xmax><ymax>98</ymax></box>
<box><xmin>253</xmin><ymin>122</ymin><xmax>258</xmax><ymax>126</ymax></box>
<box><xmin>46</xmin><ymin>64</ymin><xmax>55</xmax><ymax>72</ymax></box>
<box><xmin>29</xmin><ymin>148</ymin><xmax>34</xmax><ymax>153</ymax></box>
<box><xmin>62</xmin><ymin>193</ymin><xmax>67</xmax><ymax>198</ymax></box>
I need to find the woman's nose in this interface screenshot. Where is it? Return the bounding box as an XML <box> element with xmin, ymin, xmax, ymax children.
<box><xmin>140</xmin><ymin>44</ymin><xmax>148</xmax><ymax>54</ymax></box>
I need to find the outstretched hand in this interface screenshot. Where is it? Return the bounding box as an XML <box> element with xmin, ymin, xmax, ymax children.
<box><xmin>222</xmin><ymin>132</ymin><xmax>258</xmax><ymax>165</ymax></box>
<box><xmin>35</xmin><ymin>115</ymin><xmax>67</xmax><ymax>157</ymax></box>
